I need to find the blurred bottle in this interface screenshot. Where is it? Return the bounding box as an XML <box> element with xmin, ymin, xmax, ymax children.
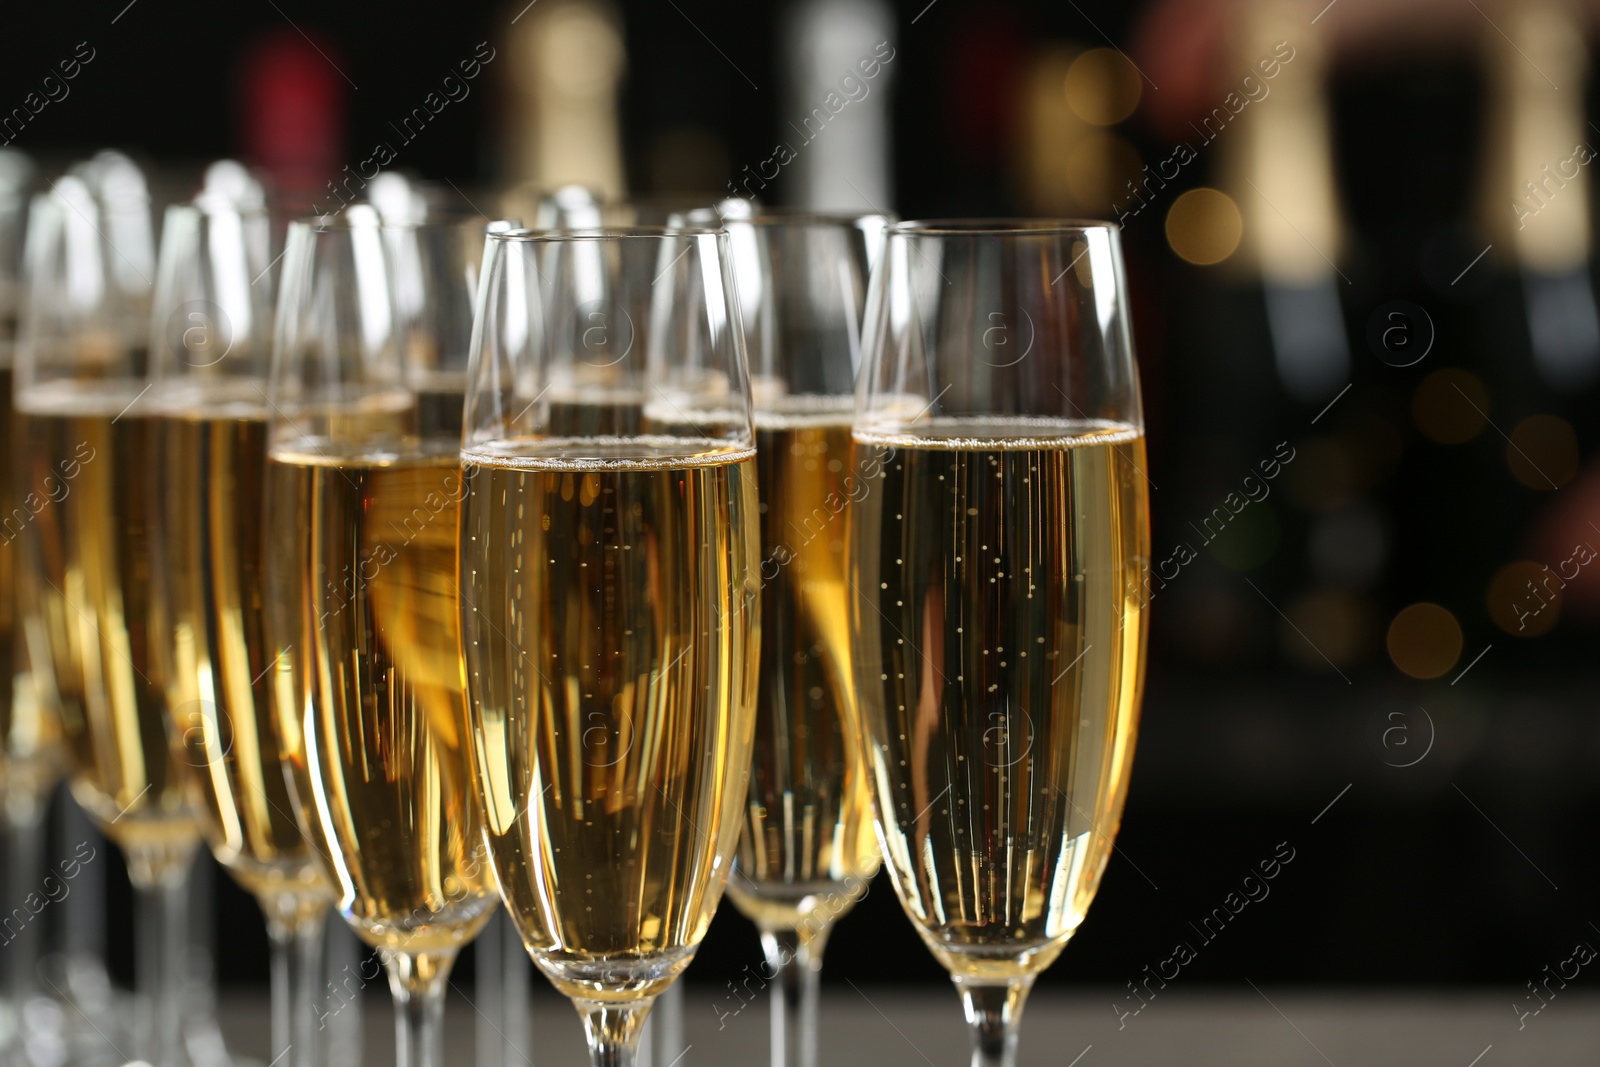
<box><xmin>239</xmin><ymin>28</ymin><xmax>348</xmax><ymax>212</ymax></box>
<box><xmin>1133</xmin><ymin>0</ymin><xmax>1383</xmax><ymax>678</ymax></box>
<box><xmin>1465</xmin><ymin>0</ymin><xmax>1600</xmax><ymax>658</ymax></box>
<box><xmin>501</xmin><ymin>0</ymin><xmax>626</xmax><ymax>198</ymax></box>
<box><xmin>1219</xmin><ymin>0</ymin><xmax>1349</xmax><ymax>406</ymax></box>
<box><xmin>938</xmin><ymin>7</ymin><xmax>1025</xmax><ymax>214</ymax></box>
<box><xmin>781</xmin><ymin>0</ymin><xmax>895</xmax><ymax>210</ymax></box>
<box><xmin>1478</xmin><ymin>0</ymin><xmax>1597</xmax><ymax>396</ymax></box>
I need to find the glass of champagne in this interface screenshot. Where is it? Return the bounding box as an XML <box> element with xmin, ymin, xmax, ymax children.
<box><xmin>264</xmin><ymin>206</ymin><xmax>500</xmax><ymax>1067</ymax></box>
<box><xmin>459</xmin><ymin>226</ymin><xmax>761</xmax><ymax>1067</ymax></box>
<box><xmin>15</xmin><ymin>175</ymin><xmax>200</xmax><ymax>1067</ymax></box>
<box><xmin>1</xmin><ymin>148</ymin><xmax>70</xmax><ymax>1059</ymax></box>
<box><xmin>146</xmin><ymin>196</ymin><xmax>333</xmax><ymax>1067</ymax></box>
<box><xmin>716</xmin><ymin>211</ymin><xmax>890</xmax><ymax>1067</ymax></box>
<box><xmin>848</xmin><ymin>220</ymin><xmax>1149</xmax><ymax>1067</ymax></box>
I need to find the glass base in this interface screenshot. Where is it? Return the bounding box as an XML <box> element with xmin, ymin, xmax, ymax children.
<box><xmin>536</xmin><ymin>947</ymin><xmax>695</xmax><ymax>1004</ymax></box>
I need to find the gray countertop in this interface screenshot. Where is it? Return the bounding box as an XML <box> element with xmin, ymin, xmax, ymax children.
<box><xmin>206</xmin><ymin>987</ymin><xmax>1594</xmax><ymax>1066</ymax></box>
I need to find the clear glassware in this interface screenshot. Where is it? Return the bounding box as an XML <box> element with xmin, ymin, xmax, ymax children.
<box><xmin>13</xmin><ymin>174</ymin><xmax>199</xmax><ymax>1067</ymax></box>
<box><xmin>0</xmin><ymin>148</ymin><xmax>67</xmax><ymax>1067</ymax></box>
<box><xmin>68</xmin><ymin>151</ymin><xmax>157</xmax><ymax>355</ymax></box>
<box><xmin>459</xmin><ymin>226</ymin><xmax>761</xmax><ymax>1067</ymax></box>
<box><xmin>848</xmin><ymin>220</ymin><xmax>1150</xmax><ymax>1067</ymax></box>
<box><xmin>0</xmin><ymin>147</ymin><xmax>33</xmax><ymax>354</ymax></box>
<box><xmin>145</xmin><ymin>195</ymin><xmax>333</xmax><ymax>1067</ymax></box>
<box><xmin>264</xmin><ymin>207</ymin><xmax>500</xmax><ymax>1067</ymax></box>
<box><xmin>714</xmin><ymin>211</ymin><xmax>891</xmax><ymax>1067</ymax></box>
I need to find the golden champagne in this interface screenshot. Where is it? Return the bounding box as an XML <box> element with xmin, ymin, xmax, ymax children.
<box><xmin>17</xmin><ymin>379</ymin><xmax>198</xmax><ymax>871</ymax></box>
<box><xmin>849</xmin><ymin>420</ymin><xmax>1148</xmax><ymax>980</ymax></box>
<box><xmin>728</xmin><ymin>399</ymin><xmax>879</xmax><ymax>933</ymax></box>
<box><xmin>153</xmin><ymin>385</ymin><xmax>330</xmax><ymax>909</ymax></box>
<box><xmin>0</xmin><ymin>365</ymin><xmax>63</xmax><ymax>813</ymax></box>
<box><xmin>268</xmin><ymin>442</ymin><xmax>496</xmax><ymax>953</ymax></box>
<box><xmin>461</xmin><ymin>437</ymin><xmax>760</xmax><ymax>1001</ymax></box>
<box><xmin>0</xmin><ymin>365</ymin><xmax>16</xmax><ymax>721</ymax></box>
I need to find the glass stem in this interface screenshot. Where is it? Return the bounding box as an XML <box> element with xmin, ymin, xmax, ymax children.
<box><xmin>384</xmin><ymin>950</ymin><xmax>457</xmax><ymax>1067</ymax></box>
<box><xmin>266</xmin><ymin>899</ymin><xmax>329</xmax><ymax>1067</ymax></box>
<box><xmin>575</xmin><ymin>997</ymin><xmax>653</xmax><ymax>1067</ymax></box>
<box><xmin>654</xmin><ymin>982</ymin><xmax>684</xmax><ymax>1065</ymax></box>
<box><xmin>498</xmin><ymin>916</ymin><xmax>529</xmax><ymax>1067</ymax></box>
<box><xmin>759</xmin><ymin>923</ymin><xmax>829</xmax><ymax>1067</ymax></box>
<box><xmin>132</xmin><ymin>859</ymin><xmax>192</xmax><ymax>1067</ymax></box>
<box><xmin>324</xmin><ymin>917</ymin><xmax>365</xmax><ymax>1067</ymax></box>
<box><xmin>4</xmin><ymin>807</ymin><xmax>46</xmax><ymax>1018</ymax></box>
<box><xmin>953</xmin><ymin>976</ymin><xmax>1034</xmax><ymax>1067</ymax></box>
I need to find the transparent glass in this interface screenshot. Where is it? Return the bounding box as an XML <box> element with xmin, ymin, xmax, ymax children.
<box><xmin>264</xmin><ymin>208</ymin><xmax>500</xmax><ymax>1067</ymax></box>
<box><xmin>0</xmin><ymin>149</ymin><xmax>68</xmax><ymax>1064</ymax></box>
<box><xmin>849</xmin><ymin>220</ymin><xmax>1150</xmax><ymax>1067</ymax></box>
<box><xmin>145</xmin><ymin>199</ymin><xmax>332</xmax><ymax>1067</ymax></box>
<box><xmin>460</xmin><ymin>228</ymin><xmax>761</xmax><ymax>1067</ymax></box>
<box><xmin>716</xmin><ymin>211</ymin><xmax>891</xmax><ymax>1067</ymax></box>
<box><xmin>14</xmin><ymin>173</ymin><xmax>199</xmax><ymax>1067</ymax></box>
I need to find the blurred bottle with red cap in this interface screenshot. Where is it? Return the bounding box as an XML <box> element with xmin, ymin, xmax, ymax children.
<box><xmin>238</xmin><ymin>28</ymin><xmax>348</xmax><ymax>212</ymax></box>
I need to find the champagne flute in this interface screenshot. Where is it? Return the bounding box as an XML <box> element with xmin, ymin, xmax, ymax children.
<box><xmin>717</xmin><ymin>211</ymin><xmax>889</xmax><ymax>1067</ymax></box>
<box><xmin>493</xmin><ymin>188</ymin><xmax>706</xmax><ymax>1067</ymax></box>
<box><xmin>0</xmin><ymin>149</ymin><xmax>67</xmax><ymax>1057</ymax></box>
<box><xmin>848</xmin><ymin>220</ymin><xmax>1149</xmax><ymax>1067</ymax></box>
<box><xmin>146</xmin><ymin>196</ymin><xmax>333</xmax><ymax>1067</ymax></box>
<box><xmin>459</xmin><ymin>227</ymin><xmax>761</xmax><ymax>1067</ymax></box>
<box><xmin>14</xmin><ymin>174</ymin><xmax>200</xmax><ymax>1067</ymax></box>
<box><xmin>264</xmin><ymin>207</ymin><xmax>500</xmax><ymax>1067</ymax></box>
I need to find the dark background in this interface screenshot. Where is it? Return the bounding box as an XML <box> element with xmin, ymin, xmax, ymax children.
<box><xmin>6</xmin><ymin>0</ymin><xmax>1600</xmax><ymax>997</ymax></box>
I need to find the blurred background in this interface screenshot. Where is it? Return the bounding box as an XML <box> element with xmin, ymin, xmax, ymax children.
<box><xmin>4</xmin><ymin>0</ymin><xmax>1599</xmax><ymax>1012</ymax></box>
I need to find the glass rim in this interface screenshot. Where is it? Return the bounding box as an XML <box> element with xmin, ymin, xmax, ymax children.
<box><xmin>888</xmin><ymin>218</ymin><xmax>1121</xmax><ymax>236</ymax></box>
<box><xmin>287</xmin><ymin>207</ymin><xmax>510</xmax><ymax>234</ymax></box>
<box><xmin>485</xmin><ymin>225</ymin><xmax>729</xmax><ymax>244</ymax></box>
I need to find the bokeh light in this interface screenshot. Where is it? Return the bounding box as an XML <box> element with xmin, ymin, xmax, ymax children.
<box><xmin>1284</xmin><ymin>589</ymin><xmax>1372</xmax><ymax>668</ymax></box>
<box><xmin>1063</xmin><ymin>48</ymin><xmax>1142</xmax><ymax>126</ymax></box>
<box><xmin>1487</xmin><ymin>560</ymin><xmax>1562</xmax><ymax>637</ymax></box>
<box><xmin>1411</xmin><ymin>368</ymin><xmax>1489</xmax><ymax>444</ymax></box>
<box><xmin>1506</xmin><ymin>414</ymin><xmax>1578</xmax><ymax>490</ymax></box>
<box><xmin>1386</xmin><ymin>602</ymin><xmax>1463</xmax><ymax>679</ymax></box>
<box><xmin>1165</xmin><ymin>188</ymin><xmax>1243</xmax><ymax>266</ymax></box>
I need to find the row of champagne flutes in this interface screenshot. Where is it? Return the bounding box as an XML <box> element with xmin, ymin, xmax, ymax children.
<box><xmin>7</xmin><ymin>148</ymin><xmax>1148</xmax><ymax>1067</ymax></box>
